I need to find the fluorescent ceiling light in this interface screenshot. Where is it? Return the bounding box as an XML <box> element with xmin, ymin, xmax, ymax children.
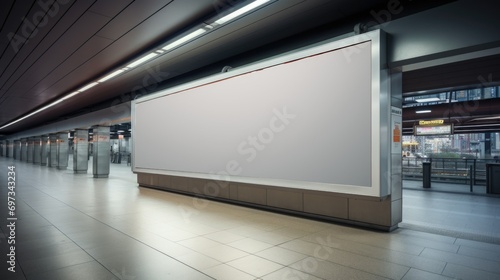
<box><xmin>78</xmin><ymin>82</ymin><xmax>99</xmax><ymax>92</ymax></box>
<box><xmin>416</xmin><ymin>110</ymin><xmax>432</xmax><ymax>114</ymax></box>
<box><xmin>117</xmin><ymin>130</ymin><xmax>124</xmax><ymax>133</ymax></box>
<box><xmin>215</xmin><ymin>0</ymin><xmax>271</xmax><ymax>25</ymax></box>
<box><xmin>126</xmin><ymin>52</ymin><xmax>159</xmax><ymax>68</ymax></box>
<box><xmin>162</xmin><ymin>28</ymin><xmax>206</xmax><ymax>51</ymax></box>
<box><xmin>98</xmin><ymin>69</ymin><xmax>125</xmax><ymax>82</ymax></box>
<box><xmin>61</xmin><ymin>91</ymin><xmax>80</xmax><ymax>101</ymax></box>
<box><xmin>415</xmin><ymin>97</ymin><xmax>441</xmax><ymax>103</ymax></box>
<box><xmin>0</xmin><ymin>99</ymin><xmax>64</xmax><ymax>129</ymax></box>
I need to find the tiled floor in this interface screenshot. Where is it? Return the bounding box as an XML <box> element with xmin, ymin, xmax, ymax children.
<box><xmin>0</xmin><ymin>157</ymin><xmax>499</xmax><ymax>280</ymax></box>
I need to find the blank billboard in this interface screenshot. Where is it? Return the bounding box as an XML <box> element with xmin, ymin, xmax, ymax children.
<box><xmin>133</xmin><ymin>37</ymin><xmax>381</xmax><ymax>194</ymax></box>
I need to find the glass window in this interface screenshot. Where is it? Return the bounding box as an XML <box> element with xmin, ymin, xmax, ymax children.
<box><xmin>468</xmin><ymin>88</ymin><xmax>482</xmax><ymax>100</ymax></box>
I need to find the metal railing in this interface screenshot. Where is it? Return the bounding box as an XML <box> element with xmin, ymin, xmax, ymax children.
<box><xmin>402</xmin><ymin>157</ymin><xmax>499</xmax><ymax>185</ymax></box>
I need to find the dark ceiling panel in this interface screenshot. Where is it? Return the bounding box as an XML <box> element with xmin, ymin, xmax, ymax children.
<box><xmin>88</xmin><ymin>0</ymin><xmax>134</xmax><ymax>18</ymax></box>
<box><xmin>0</xmin><ymin>1</ymin><xmax>74</xmax><ymax>93</ymax></box>
<box><xmin>0</xmin><ymin>1</ymin><xmax>92</xmax><ymax>97</ymax></box>
<box><xmin>403</xmin><ymin>54</ymin><xmax>500</xmax><ymax>94</ymax></box>
<box><xmin>0</xmin><ymin>1</ymin><xmax>36</xmax><ymax>79</ymax></box>
<box><xmin>0</xmin><ymin>0</ymin><xmax>16</xmax><ymax>30</ymax></box>
<box><xmin>9</xmin><ymin>11</ymin><xmax>111</xmax><ymax>98</ymax></box>
<box><xmin>33</xmin><ymin>35</ymin><xmax>115</xmax><ymax>100</ymax></box>
<box><xmin>0</xmin><ymin>1</ymin><xmax>36</xmax><ymax>56</ymax></box>
<box><xmin>95</xmin><ymin>0</ymin><xmax>176</xmax><ymax>41</ymax></box>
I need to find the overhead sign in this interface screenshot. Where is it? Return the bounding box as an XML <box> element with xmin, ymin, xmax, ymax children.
<box><xmin>419</xmin><ymin>119</ymin><xmax>444</xmax><ymax>126</ymax></box>
<box><xmin>414</xmin><ymin>124</ymin><xmax>453</xmax><ymax>136</ymax></box>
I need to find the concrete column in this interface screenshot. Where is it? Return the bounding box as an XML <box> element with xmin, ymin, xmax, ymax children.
<box><xmin>20</xmin><ymin>138</ymin><xmax>27</xmax><ymax>162</ymax></box>
<box><xmin>93</xmin><ymin>126</ymin><xmax>110</xmax><ymax>178</ymax></box>
<box><xmin>57</xmin><ymin>132</ymin><xmax>69</xmax><ymax>170</ymax></box>
<box><xmin>14</xmin><ymin>140</ymin><xmax>20</xmax><ymax>160</ymax></box>
<box><xmin>73</xmin><ymin>129</ymin><xmax>89</xmax><ymax>174</ymax></box>
<box><xmin>6</xmin><ymin>140</ymin><xmax>12</xmax><ymax>158</ymax></box>
<box><xmin>4</xmin><ymin>140</ymin><xmax>10</xmax><ymax>158</ymax></box>
<box><xmin>0</xmin><ymin>141</ymin><xmax>4</xmax><ymax>157</ymax></box>
<box><xmin>27</xmin><ymin>138</ymin><xmax>34</xmax><ymax>163</ymax></box>
<box><xmin>48</xmin><ymin>134</ymin><xmax>58</xmax><ymax>167</ymax></box>
<box><xmin>40</xmin><ymin>136</ymin><xmax>48</xmax><ymax>166</ymax></box>
<box><xmin>33</xmin><ymin>137</ymin><xmax>42</xmax><ymax>164</ymax></box>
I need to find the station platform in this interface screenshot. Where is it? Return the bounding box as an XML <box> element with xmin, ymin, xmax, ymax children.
<box><xmin>1</xmin><ymin>158</ymin><xmax>499</xmax><ymax>280</ymax></box>
<box><xmin>402</xmin><ymin>180</ymin><xmax>500</xmax><ymax>245</ymax></box>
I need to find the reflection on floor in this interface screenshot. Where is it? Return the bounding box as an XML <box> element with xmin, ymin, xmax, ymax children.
<box><xmin>0</xmin><ymin>158</ymin><xmax>499</xmax><ymax>280</ymax></box>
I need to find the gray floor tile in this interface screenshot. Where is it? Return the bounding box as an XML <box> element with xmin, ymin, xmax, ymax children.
<box><xmin>402</xmin><ymin>268</ymin><xmax>454</xmax><ymax>280</ymax></box>
<box><xmin>26</xmin><ymin>261</ymin><xmax>119</xmax><ymax>280</ymax></box>
<box><xmin>20</xmin><ymin>249</ymin><xmax>94</xmax><ymax>274</ymax></box>
<box><xmin>457</xmin><ymin>245</ymin><xmax>500</xmax><ymax>262</ymax></box>
<box><xmin>442</xmin><ymin>263</ymin><xmax>500</xmax><ymax>280</ymax></box>
<box><xmin>262</xmin><ymin>267</ymin><xmax>324</xmax><ymax>280</ymax></box>
<box><xmin>421</xmin><ymin>248</ymin><xmax>500</xmax><ymax>274</ymax></box>
<box><xmin>290</xmin><ymin>258</ymin><xmax>389</xmax><ymax>280</ymax></box>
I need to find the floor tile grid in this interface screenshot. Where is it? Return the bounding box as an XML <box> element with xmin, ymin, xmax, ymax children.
<box><xmin>0</xmin><ymin>158</ymin><xmax>496</xmax><ymax>278</ymax></box>
<box><xmin>0</xmin><ymin>163</ymin><xmax>216</xmax><ymax>279</ymax></box>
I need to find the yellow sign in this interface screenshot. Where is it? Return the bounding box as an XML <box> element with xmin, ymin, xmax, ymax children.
<box><xmin>419</xmin><ymin>119</ymin><xmax>444</xmax><ymax>126</ymax></box>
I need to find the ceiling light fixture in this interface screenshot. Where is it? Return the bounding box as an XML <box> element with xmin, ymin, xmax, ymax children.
<box><xmin>60</xmin><ymin>91</ymin><xmax>80</xmax><ymax>101</ymax></box>
<box><xmin>214</xmin><ymin>0</ymin><xmax>271</xmax><ymax>25</ymax></box>
<box><xmin>78</xmin><ymin>82</ymin><xmax>99</xmax><ymax>92</ymax></box>
<box><xmin>415</xmin><ymin>97</ymin><xmax>441</xmax><ymax>103</ymax></box>
<box><xmin>98</xmin><ymin>69</ymin><xmax>126</xmax><ymax>82</ymax></box>
<box><xmin>162</xmin><ymin>28</ymin><xmax>207</xmax><ymax>51</ymax></box>
<box><xmin>0</xmin><ymin>99</ymin><xmax>64</xmax><ymax>129</ymax></box>
<box><xmin>416</xmin><ymin>110</ymin><xmax>432</xmax><ymax>114</ymax></box>
<box><xmin>126</xmin><ymin>53</ymin><xmax>159</xmax><ymax>68</ymax></box>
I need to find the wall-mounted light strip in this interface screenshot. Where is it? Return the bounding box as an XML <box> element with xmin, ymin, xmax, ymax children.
<box><xmin>0</xmin><ymin>0</ymin><xmax>274</xmax><ymax>131</ymax></box>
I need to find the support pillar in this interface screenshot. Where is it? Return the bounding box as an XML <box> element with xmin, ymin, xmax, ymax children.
<box><xmin>93</xmin><ymin>126</ymin><xmax>110</xmax><ymax>178</ymax></box>
<box><xmin>48</xmin><ymin>134</ymin><xmax>58</xmax><ymax>167</ymax></box>
<box><xmin>57</xmin><ymin>132</ymin><xmax>69</xmax><ymax>170</ymax></box>
<box><xmin>5</xmin><ymin>140</ymin><xmax>10</xmax><ymax>158</ymax></box>
<box><xmin>21</xmin><ymin>138</ymin><xmax>27</xmax><ymax>162</ymax></box>
<box><xmin>73</xmin><ymin>129</ymin><xmax>89</xmax><ymax>174</ymax></box>
<box><xmin>33</xmin><ymin>137</ymin><xmax>41</xmax><ymax>164</ymax></box>
<box><xmin>0</xmin><ymin>141</ymin><xmax>4</xmax><ymax>157</ymax></box>
<box><xmin>41</xmin><ymin>136</ymin><xmax>48</xmax><ymax>166</ymax></box>
<box><xmin>27</xmin><ymin>138</ymin><xmax>34</xmax><ymax>163</ymax></box>
<box><xmin>14</xmin><ymin>140</ymin><xmax>20</xmax><ymax>160</ymax></box>
<box><xmin>423</xmin><ymin>162</ymin><xmax>431</xmax><ymax>188</ymax></box>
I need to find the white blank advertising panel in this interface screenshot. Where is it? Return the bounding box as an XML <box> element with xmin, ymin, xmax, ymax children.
<box><xmin>134</xmin><ymin>34</ymin><xmax>384</xmax><ymax>195</ymax></box>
